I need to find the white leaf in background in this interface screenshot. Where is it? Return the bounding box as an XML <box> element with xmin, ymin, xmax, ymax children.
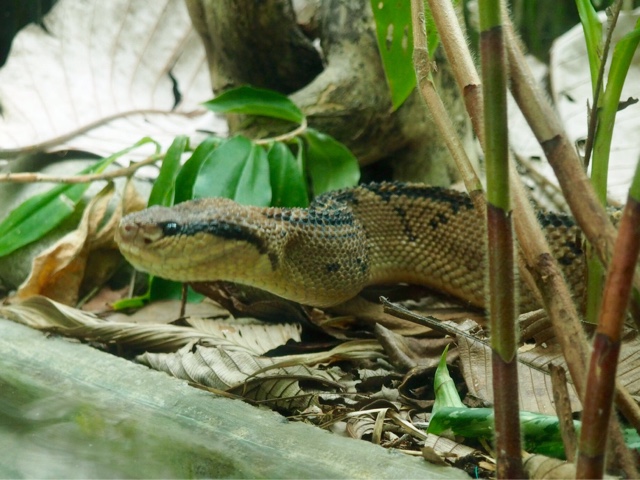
<box><xmin>0</xmin><ymin>0</ymin><xmax>225</xmax><ymax>159</ymax></box>
<box><xmin>550</xmin><ymin>8</ymin><xmax>640</xmax><ymax>203</ymax></box>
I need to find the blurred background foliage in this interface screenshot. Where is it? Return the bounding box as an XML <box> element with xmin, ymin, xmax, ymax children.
<box><xmin>1</xmin><ymin>0</ymin><xmax>639</xmax><ymax>75</ymax></box>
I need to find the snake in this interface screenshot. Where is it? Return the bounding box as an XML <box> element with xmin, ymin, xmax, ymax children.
<box><xmin>115</xmin><ymin>182</ymin><xmax>586</xmax><ymax>311</ymax></box>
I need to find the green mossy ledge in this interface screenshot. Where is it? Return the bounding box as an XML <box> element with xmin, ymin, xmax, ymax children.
<box><xmin>0</xmin><ymin>318</ymin><xmax>469</xmax><ymax>479</ymax></box>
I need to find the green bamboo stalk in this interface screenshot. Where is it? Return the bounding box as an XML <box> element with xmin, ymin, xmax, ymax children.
<box><xmin>583</xmin><ymin>2</ymin><xmax>629</xmax><ymax>325</ymax></box>
<box><xmin>478</xmin><ymin>2</ymin><xmax>523</xmax><ymax>478</ymax></box>
<box><xmin>577</xmin><ymin>157</ymin><xmax>640</xmax><ymax>478</ymax></box>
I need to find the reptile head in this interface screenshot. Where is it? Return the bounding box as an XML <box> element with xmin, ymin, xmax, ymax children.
<box><xmin>115</xmin><ymin>196</ymin><xmax>370</xmax><ymax>307</ymax></box>
<box><xmin>115</xmin><ymin>197</ymin><xmax>277</xmax><ymax>285</ymax></box>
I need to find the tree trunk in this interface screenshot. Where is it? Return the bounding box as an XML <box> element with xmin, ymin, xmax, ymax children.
<box><xmin>185</xmin><ymin>0</ymin><xmax>474</xmax><ymax>185</ymax></box>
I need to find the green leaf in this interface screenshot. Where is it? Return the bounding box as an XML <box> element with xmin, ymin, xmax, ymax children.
<box><xmin>148</xmin><ymin>135</ymin><xmax>189</xmax><ymax>207</ymax></box>
<box><xmin>575</xmin><ymin>0</ymin><xmax>603</xmax><ymax>96</ymax></box>
<box><xmin>429</xmin><ymin>407</ymin><xmax>577</xmax><ymax>459</ymax></box>
<box><xmin>203</xmin><ymin>86</ymin><xmax>304</xmax><ymax>124</ymax></box>
<box><xmin>193</xmin><ymin>136</ymin><xmax>272</xmax><ymax>206</ymax></box>
<box><xmin>303</xmin><ymin>128</ymin><xmax>360</xmax><ymax>195</ymax></box>
<box><xmin>432</xmin><ymin>346</ymin><xmax>465</xmax><ymax>413</ymax></box>
<box><xmin>591</xmin><ymin>18</ymin><xmax>640</xmax><ymax>204</ymax></box>
<box><xmin>267</xmin><ymin>142</ymin><xmax>309</xmax><ymax>208</ymax></box>
<box><xmin>370</xmin><ymin>0</ymin><xmax>414</xmax><ymax>109</ymax></box>
<box><xmin>370</xmin><ymin>1</ymin><xmax>445</xmax><ymax>110</ymax></box>
<box><xmin>0</xmin><ymin>138</ymin><xmax>158</xmax><ymax>257</ymax></box>
<box><xmin>149</xmin><ymin>278</ymin><xmax>204</xmax><ymax>303</ymax></box>
<box><xmin>174</xmin><ymin>136</ymin><xmax>221</xmax><ymax>204</ymax></box>
<box><xmin>112</xmin><ymin>279</ymin><xmax>203</xmax><ymax>309</ymax></box>
<box><xmin>111</xmin><ymin>295</ymin><xmax>147</xmax><ymax>310</ymax></box>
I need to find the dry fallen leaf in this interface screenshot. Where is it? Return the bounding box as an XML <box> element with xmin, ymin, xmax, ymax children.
<box><xmin>0</xmin><ymin>295</ymin><xmax>301</xmax><ymax>353</ymax></box>
<box><xmin>138</xmin><ymin>342</ymin><xmax>348</xmax><ymax>411</ymax></box>
<box><xmin>14</xmin><ymin>183</ymin><xmax>116</xmax><ymax>304</ymax></box>
<box><xmin>14</xmin><ymin>180</ymin><xmax>144</xmax><ymax>305</ymax></box>
<box><xmin>0</xmin><ymin>0</ymin><xmax>224</xmax><ymax>158</ymax></box>
<box><xmin>458</xmin><ymin>332</ymin><xmax>640</xmax><ymax>414</ymax></box>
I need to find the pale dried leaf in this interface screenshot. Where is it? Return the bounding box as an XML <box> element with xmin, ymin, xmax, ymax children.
<box><xmin>0</xmin><ymin>0</ymin><xmax>224</xmax><ymax>158</ymax></box>
<box><xmin>458</xmin><ymin>336</ymin><xmax>581</xmax><ymax>414</ymax></box>
<box><xmin>185</xmin><ymin>316</ymin><xmax>302</xmax><ymax>354</ymax></box>
<box><xmin>423</xmin><ymin>434</ymin><xmax>476</xmax><ymax>459</ymax></box>
<box><xmin>137</xmin><ymin>343</ymin><xmax>346</xmax><ymax>410</ymax></box>
<box><xmin>346</xmin><ymin>414</ymin><xmax>376</xmax><ymax>440</ymax></box>
<box><xmin>14</xmin><ymin>183</ymin><xmax>117</xmax><ymax>304</ymax></box>
<box><xmin>460</xmin><ymin>333</ymin><xmax>640</xmax><ymax>413</ymax></box>
<box><xmin>523</xmin><ymin>455</ymin><xmax>577</xmax><ymax>479</ymax></box>
<box><xmin>105</xmin><ymin>299</ymin><xmax>228</xmax><ymax>324</ymax></box>
<box><xmin>185</xmin><ymin>317</ymin><xmax>302</xmax><ymax>355</ymax></box>
<box><xmin>421</xmin><ymin>447</ymin><xmax>450</xmax><ymax>466</ymax></box>
<box><xmin>0</xmin><ymin>296</ymin><xmax>298</xmax><ymax>352</ymax></box>
<box><xmin>119</xmin><ymin>178</ymin><xmax>148</xmax><ymax>220</ymax></box>
<box><xmin>269</xmin><ymin>339</ymin><xmax>385</xmax><ymax>367</ymax></box>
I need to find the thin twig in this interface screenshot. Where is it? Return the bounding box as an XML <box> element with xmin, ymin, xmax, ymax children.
<box><xmin>0</xmin><ymin>154</ymin><xmax>163</xmax><ymax>184</ymax></box>
<box><xmin>254</xmin><ymin>118</ymin><xmax>308</xmax><ymax>145</ymax></box>
<box><xmin>549</xmin><ymin>364</ymin><xmax>577</xmax><ymax>462</ymax></box>
<box><xmin>380</xmin><ymin>297</ymin><xmax>488</xmax><ymax>345</ymax></box>
<box><xmin>412</xmin><ymin>0</ymin><xmax>484</xmax><ymax>207</ymax></box>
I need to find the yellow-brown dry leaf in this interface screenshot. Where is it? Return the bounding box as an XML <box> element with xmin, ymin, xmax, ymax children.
<box><xmin>15</xmin><ymin>180</ymin><xmax>145</xmax><ymax>305</ymax></box>
<box><xmin>138</xmin><ymin>342</ymin><xmax>348</xmax><ymax>411</ymax></box>
<box><xmin>1</xmin><ymin>295</ymin><xmax>301</xmax><ymax>353</ymax></box>
<box><xmin>15</xmin><ymin>183</ymin><xmax>115</xmax><ymax>304</ymax></box>
<box><xmin>459</xmin><ymin>329</ymin><xmax>640</xmax><ymax>413</ymax></box>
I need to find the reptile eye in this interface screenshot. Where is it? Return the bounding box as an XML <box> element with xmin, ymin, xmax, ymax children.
<box><xmin>161</xmin><ymin>222</ymin><xmax>181</xmax><ymax>236</ymax></box>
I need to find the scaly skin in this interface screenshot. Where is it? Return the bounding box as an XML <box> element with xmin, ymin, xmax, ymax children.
<box><xmin>115</xmin><ymin>182</ymin><xmax>586</xmax><ymax>310</ymax></box>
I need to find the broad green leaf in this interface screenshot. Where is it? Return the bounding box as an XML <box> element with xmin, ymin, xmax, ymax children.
<box><xmin>149</xmin><ymin>277</ymin><xmax>203</xmax><ymax>303</ymax></box>
<box><xmin>370</xmin><ymin>1</ymin><xmax>443</xmax><ymax>110</ymax></box>
<box><xmin>148</xmin><ymin>135</ymin><xmax>189</xmax><ymax>207</ymax></box>
<box><xmin>0</xmin><ymin>137</ymin><xmax>158</xmax><ymax>257</ymax></box>
<box><xmin>575</xmin><ymin>0</ymin><xmax>603</xmax><ymax>95</ymax></box>
<box><xmin>429</xmin><ymin>407</ymin><xmax>576</xmax><ymax>459</ymax></box>
<box><xmin>294</xmin><ymin>136</ymin><xmax>307</xmax><ymax>174</ymax></box>
<box><xmin>303</xmin><ymin>128</ymin><xmax>360</xmax><ymax>195</ymax></box>
<box><xmin>432</xmin><ymin>346</ymin><xmax>465</xmax><ymax>413</ymax></box>
<box><xmin>203</xmin><ymin>86</ymin><xmax>304</xmax><ymax>124</ymax></box>
<box><xmin>370</xmin><ymin>0</ymin><xmax>414</xmax><ymax>109</ymax></box>
<box><xmin>174</xmin><ymin>137</ymin><xmax>222</xmax><ymax>204</ymax></box>
<box><xmin>267</xmin><ymin>141</ymin><xmax>309</xmax><ymax>208</ymax></box>
<box><xmin>193</xmin><ymin>136</ymin><xmax>272</xmax><ymax>206</ymax></box>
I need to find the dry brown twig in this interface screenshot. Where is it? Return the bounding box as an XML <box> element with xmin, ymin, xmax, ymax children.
<box><xmin>0</xmin><ymin>154</ymin><xmax>163</xmax><ymax>184</ymax></box>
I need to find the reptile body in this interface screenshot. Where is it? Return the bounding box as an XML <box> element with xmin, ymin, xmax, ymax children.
<box><xmin>115</xmin><ymin>182</ymin><xmax>586</xmax><ymax>310</ymax></box>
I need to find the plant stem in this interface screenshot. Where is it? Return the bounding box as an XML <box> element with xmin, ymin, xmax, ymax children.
<box><xmin>478</xmin><ymin>2</ymin><xmax>524</xmax><ymax>477</ymax></box>
<box><xmin>582</xmin><ymin>1</ymin><xmax>623</xmax><ymax>325</ymax></box>
<box><xmin>577</xmin><ymin>161</ymin><xmax>640</xmax><ymax>478</ymax></box>
<box><xmin>410</xmin><ymin>0</ymin><xmax>484</xmax><ymax>207</ymax></box>
<box><xmin>0</xmin><ymin>154</ymin><xmax>164</xmax><ymax>184</ymax></box>
<box><xmin>503</xmin><ymin>14</ymin><xmax>640</xmax><ymax>477</ymax></box>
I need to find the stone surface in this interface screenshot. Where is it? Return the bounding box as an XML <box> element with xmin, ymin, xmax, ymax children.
<box><xmin>0</xmin><ymin>318</ymin><xmax>469</xmax><ymax>479</ymax></box>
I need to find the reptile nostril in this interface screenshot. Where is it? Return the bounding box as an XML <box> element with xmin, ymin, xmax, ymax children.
<box><xmin>117</xmin><ymin>222</ymin><xmax>139</xmax><ymax>241</ymax></box>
